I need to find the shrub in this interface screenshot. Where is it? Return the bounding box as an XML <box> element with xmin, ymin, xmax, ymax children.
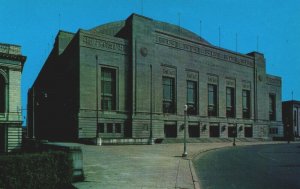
<box><xmin>0</xmin><ymin>151</ymin><xmax>73</xmax><ymax>189</ymax></box>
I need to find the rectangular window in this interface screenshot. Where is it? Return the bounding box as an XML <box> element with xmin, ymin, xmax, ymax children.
<box><xmin>242</xmin><ymin>90</ymin><xmax>250</xmax><ymax>119</ymax></box>
<box><xmin>115</xmin><ymin>123</ymin><xmax>121</xmax><ymax>133</ymax></box>
<box><xmin>187</xmin><ymin>81</ymin><xmax>197</xmax><ymax>115</ymax></box>
<box><xmin>269</xmin><ymin>94</ymin><xmax>276</xmax><ymax>121</ymax></box>
<box><xmin>98</xmin><ymin>123</ymin><xmax>104</xmax><ymax>133</ymax></box>
<box><xmin>228</xmin><ymin>126</ymin><xmax>237</xmax><ymax>138</ymax></box>
<box><xmin>208</xmin><ymin>84</ymin><xmax>217</xmax><ymax>116</ymax></box>
<box><xmin>188</xmin><ymin>125</ymin><xmax>200</xmax><ymax>138</ymax></box>
<box><xmin>245</xmin><ymin>127</ymin><xmax>253</xmax><ymax>137</ymax></box>
<box><xmin>101</xmin><ymin>68</ymin><xmax>116</xmax><ymax>111</ymax></box>
<box><xmin>107</xmin><ymin>123</ymin><xmax>113</xmax><ymax>133</ymax></box>
<box><xmin>164</xmin><ymin>124</ymin><xmax>177</xmax><ymax>138</ymax></box>
<box><xmin>269</xmin><ymin>128</ymin><xmax>278</xmax><ymax>134</ymax></box>
<box><xmin>226</xmin><ymin>87</ymin><xmax>235</xmax><ymax>118</ymax></box>
<box><xmin>163</xmin><ymin>77</ymin><xmax>175</xmax><ymax>113</ymax></box>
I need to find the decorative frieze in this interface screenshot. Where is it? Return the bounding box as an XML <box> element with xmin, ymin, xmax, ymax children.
<box><xmin>162</xmin><ymin>66</ymin><xmax>176</xmax><ymax>77</ymax></box>
<box><xmin>267</xmin><ymin>76</ymin><xmax>281</xmax><ymax>86</ymax></box>
<box><xmin>155</xmin><ymin>34</ymin><xmax>254</xmax><ymax>67</ymax></box>
<box><xmin>81</xmin><ymin>35</ymin><xmax>127</xmax><ymax>54</ymax></box>
<box><xmin>226</xmin><ymin>78</ymin><xmax>235</xmax><ymax>87</ymax></box>
<box><xmin>186</xmin><ymin>71</ymin><xmax>198</xmax><ymax>81</ymax></box>
<box><xmin>242</xmin><ymin>81</ymin><xmax>251</xmax><ymax>90</ymax></box>
<box><xmin>208</xmin><ymin>74</ymin><xmax>218</xmax><ymax>84</ymax></box>
<box><xmin>0</xmin><ymin>43</ymin><xmax>21</xmax><ymax>55</ymax></box>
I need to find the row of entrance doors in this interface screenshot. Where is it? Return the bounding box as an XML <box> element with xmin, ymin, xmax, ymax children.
<box><xmin>0</xmin><ymin>126</ymin><xmax>6</xmax><ymax>153</ymax></box>
<box><xmin>164</xmin><ymin>125</ymin><xmax>253</xmax><ymax>138</ymax></box>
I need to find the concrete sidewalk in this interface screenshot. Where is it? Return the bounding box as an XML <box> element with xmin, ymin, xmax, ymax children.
<box><xmin>73</xmin><ymin>141</ymin><xmax>284</xmax><ymax>189</ymax></box>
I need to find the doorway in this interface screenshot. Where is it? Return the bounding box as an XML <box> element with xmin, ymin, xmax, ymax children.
<box><xmin>244</xmin><ymin>127</ymin><xmax>253</xmax><ymax>138</ymax></box>
<box><xmin>0</xmin><ymin>126</ymin><xmax>6</xmax><ymax>153</ymax></box>
<box><xmin>189</xmin><ymin>125</ymin><xmax>200</xmax><ymax>138</ymax></box>
<box><xmin>210</xmin><ymin>126</ymin><xmax>220</xmax><ymax>137</ymax></box>
<box><xmin>164</xmin><ymin>124</ymin><xmax>177</xmax><ymax>138</ymax></box>
<box><xmin>228</xmin><ymin>127</ymin><xmax>237</xmax><ymax>138</ymax></box>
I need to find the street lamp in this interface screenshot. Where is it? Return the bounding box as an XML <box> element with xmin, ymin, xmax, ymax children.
<box><xmin>182</xmin><ymin>105</ymin><xmax>188</xmax><ymax>157</ymax></box>
<box><xmin>233</xmin><ymin>124</ymin><xmax>236</xmax><ymax>146</ymax></box>
<box><xmin>148</xmin><ymin>64</ymin><xmax>154</xmax><ymax>145</ymax></box>
<box><xmin>95</xmin><ymin>55</ymin><xmax>101</xmax><ymax>146</ymax></box>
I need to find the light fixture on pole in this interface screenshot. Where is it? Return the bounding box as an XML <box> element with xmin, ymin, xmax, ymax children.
<box><xmin>182</xmin><ymin>105</ymin><xmax>188</xmax><ymax>157</ymax></box>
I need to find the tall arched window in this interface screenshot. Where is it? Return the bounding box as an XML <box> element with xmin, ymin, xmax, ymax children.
<box><xmin>0</xmin><ymin>74</ymin><xmax>6</xmax><ymax>113</ymax></box>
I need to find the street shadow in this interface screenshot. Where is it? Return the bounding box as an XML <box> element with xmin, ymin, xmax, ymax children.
<box><xmin>173</xmin><ymin>155</ymin><xmax>183</xmax><ymax>158</ymax></box>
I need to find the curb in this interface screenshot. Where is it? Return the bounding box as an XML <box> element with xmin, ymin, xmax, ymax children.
<box><xmin>189</xmin><ymin>160</ymin><xmax>200</xmax><ymax>189</ymax></box>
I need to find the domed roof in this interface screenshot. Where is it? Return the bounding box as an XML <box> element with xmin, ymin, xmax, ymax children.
<box><xmin>154</xmin><ymin>20</ymin><xmax>210</xmax><ymax>45</ymax></box>
<box><xmin>89</xmin><ymin>20</ymin><xmax>126</xmax><ymax>36</ymax></box>
<box><xmin>89</xmin><ymin>15</ymin><xmax>210</xmax><ymax>45</ymax></box>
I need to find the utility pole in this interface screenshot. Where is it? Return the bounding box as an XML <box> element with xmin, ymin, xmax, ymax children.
<box><xmin>235</xmin><ymin>33</ymin><xmax>238</xmax><ymax>52</ymax></box>
<box><xmin>218</xmin><ymin>26</ymin><xmax>221</xmax><ymax>47</ymax></box>
<box><xmin>149</xmin><ymin>64</ymin><xmax>154</xmax><ymax>144</ymax></box>
<box><xmin>199</xmin><ymin>20</ymin><xmax>202</xmax><ymax>36</ymax></box>
<box><xmin>256</xmin><ymin>35</ymin><xmax>259</xmax><ymax>52</ymax></box>
<box><xmin>141</xmin><ymin>0</ymin><xmax>144</xmax><ymax>16</ymax></box>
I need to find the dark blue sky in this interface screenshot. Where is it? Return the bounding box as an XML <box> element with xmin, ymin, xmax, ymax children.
<box><xmin>1</xmin><ymin>0</ymin><xmax>299</xmax><ymax>125</ymax></box>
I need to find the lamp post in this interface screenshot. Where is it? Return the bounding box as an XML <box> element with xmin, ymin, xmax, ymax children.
<box><xmin>148</xmin><ymin>64</ymin><xmax>154</xmax><ymax>145</ymax></box>
<box><xmin>182</xmin><ymin>105</ymin><xmax>188</xmax><ymax>157</ymax></box>
<box><xmin>233</xmin><ymin>123</ymin><xmax>236</xmax><ymax>146</ymax></box>
<box><xmin>95</xmin><ymin>55</ymin><xmax>101</xmax><ymax>146</ymax></box>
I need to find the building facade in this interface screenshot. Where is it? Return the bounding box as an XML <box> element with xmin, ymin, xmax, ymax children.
<box><xmin>282</xmin><ymin>100</ymin><xmax>300</xmax><ymax>139</ymax></box>
<box><xmin>0</xmin><ymin>43</ymin><xmax>26</xmax><ymax>152</ymax></box>
<box><xmin>28</xmin><ymin>14</ymin><xmax>283</xmax><ymax>143</ymax></box>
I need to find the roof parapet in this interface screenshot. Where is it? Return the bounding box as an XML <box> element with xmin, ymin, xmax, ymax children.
<box><xmin>0</xmin><ymin>43</ymin><xmax>21</xmax><ymax>55</ymax></box>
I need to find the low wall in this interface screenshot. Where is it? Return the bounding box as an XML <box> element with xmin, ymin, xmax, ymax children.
<box><xmin>42</xmin><ymin>142</ymin><xmax>84</xmax><ymax>182</ymax></box>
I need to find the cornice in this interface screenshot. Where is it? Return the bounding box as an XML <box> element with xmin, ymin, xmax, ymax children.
<box><xmin>0</xmin><ymin>52</ymin><xmax>26</xmax><ymax>63</ymax></box>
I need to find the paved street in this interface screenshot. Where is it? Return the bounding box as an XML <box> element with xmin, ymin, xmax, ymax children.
<box><xmin>73</xmin><ymin>141</ymin><xmax>284</xmax><ymax>189</ymax></box>
<box><xmin>194</xmin><ymin>143</ymin><xmax>300</xmax><ymax>189</ymax></box>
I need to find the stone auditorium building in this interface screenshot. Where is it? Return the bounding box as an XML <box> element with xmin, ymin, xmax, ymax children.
<box><xmin>28</xmin><ymin>14</ymin><xmax>283</xmax><ymax>143</ymax></box>
<box><xmin>0</xmin><ymin>43</ymin><xmax>26</xmax><ymax>152</ymax></box>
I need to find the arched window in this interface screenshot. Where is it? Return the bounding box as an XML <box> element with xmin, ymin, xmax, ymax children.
<box><xmin>0</xmin><ymin>74</ymin><xmax>6</xmax><ymax>113</ymax></box>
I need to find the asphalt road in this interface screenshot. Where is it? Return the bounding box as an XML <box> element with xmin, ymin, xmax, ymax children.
<box><xmin>194</xmin><ymin>143</ymin><xmax>300</xmax><ymax>189</ymax></box>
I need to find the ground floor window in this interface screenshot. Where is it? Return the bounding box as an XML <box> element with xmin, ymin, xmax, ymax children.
<box><xmin>245</xmin><ymin>127</ymin><xmax>253</xmax><ymax>137</ymax></box>
<box><xmin>228</xmin><ymin>127</ymin><xmax>237</xmax><ymax>138</ymax></box>
<box><xmin>98</xmin><ymin>123</ymin><xmax>123</xmax><ymax>134</ymax></box>
<box><xmin>107</xmin><ymin>123</ymin><xmax>113</xmax><ymax>133</ymax></box>
<box><xmin>98</xmin><ymin>123</ymin><xmax>104</xmax><ymax>133</ymax></box>
<box><xmin>164</xmin><ymin>124</ymin><xmax>177</xmax><ymax>138</ymax></box>
<box><xmin>269</xmin><ymin>128</ymin><xmax>278</xmax><ymax>135</ymax></box>
<box><xmin>188</xmin><ymin>125</ymin><xmax>200</xmax><ymax>138</ymax></box>
<box><xmin>209</xmin><ymin>126</ymin><xmax>220</xmax><ymax>137</ymax></box>
<box><xmin>115</xmin><ymin>123</ymin><xmax>121</xmax><ymax>133</ymax></box>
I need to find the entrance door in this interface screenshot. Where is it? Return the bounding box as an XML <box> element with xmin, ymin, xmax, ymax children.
<box><xmin>189</xmin><ymin>125</ymin><xmax>200</xmax><ymax>138</ymax></box>
<box><xmin>244</xmin><ymin>127</ymin><xmax>253</xmax><ymax>137</ymax></box>
<box><xmin>228</xmin><ymin>127</ymin><xmax>237</xmax><ymax>138</ymax></box>
<box><xmin>164</xmin><ymin>124</ymin><xmax>177</xmax><ymax>138</ymax></box>
<box><xmin>0</xmin><ymin>126</ymin><xmax>5</xmax><ymax>153</ymax></box>
<box><xmin>210</xmin><ymin>126</ymin><xmax>220</xmax><ymax>137</ymax></box>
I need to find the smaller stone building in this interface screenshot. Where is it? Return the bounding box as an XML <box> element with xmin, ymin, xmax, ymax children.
<box><xmin>282</xmin><ymin>100</ymin><xmax>300</xmax><ymax>139</ymax></box>
<box><xmin>0</xmin><ymin>43</ymin><xmax>26</xmax><ymax>153</ymax></box>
